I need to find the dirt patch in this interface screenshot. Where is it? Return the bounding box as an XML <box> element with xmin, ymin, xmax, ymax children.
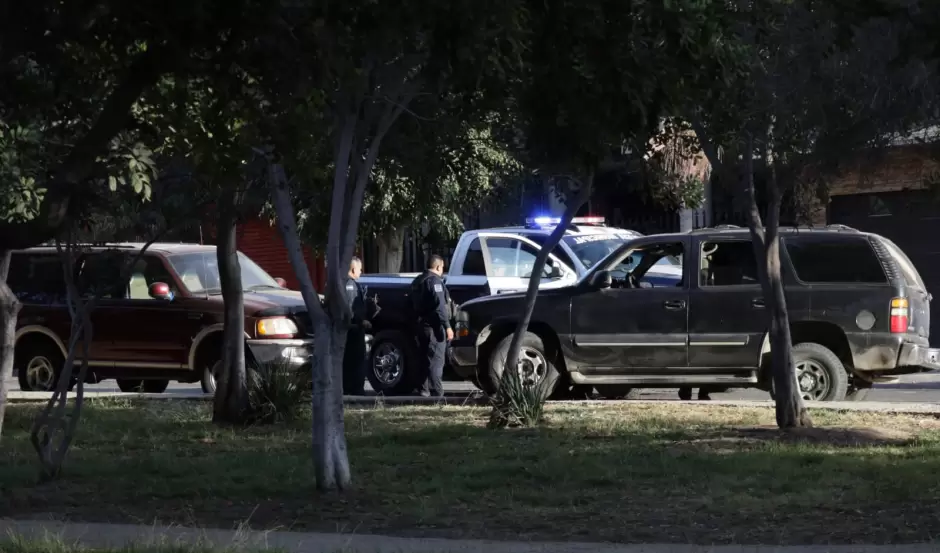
<box><xmin>668</xmin><ymin>425</ymin><xmax>914</xmax><ymax>454</ymax></box>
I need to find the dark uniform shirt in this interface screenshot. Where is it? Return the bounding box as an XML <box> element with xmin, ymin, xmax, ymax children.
<box><xmin>344</xmin><ymin>276</ymin><xmax>367</xmax><ymax>326</ymax></box>
<box><xmin>411</xmin><ymin>270</ymin><xmax>451</xmax><ymax>330</ymax></box>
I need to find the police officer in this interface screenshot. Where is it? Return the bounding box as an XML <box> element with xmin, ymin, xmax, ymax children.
<box><xmin>342</xmin><ymin>256</ymin><xmax>368</xmax><ymax>395</ymax></box>
<box><xmin>410</xmin><ymin>254</ymin><xmax>453</xmax><ymax>397</ymax></box>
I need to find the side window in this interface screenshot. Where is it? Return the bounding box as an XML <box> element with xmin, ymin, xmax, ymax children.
<box><xmin>484</xmin><ymin>238</ymin><xmax>519</xmax><ymax>277</ymax></box>
<box><xmin>128</xmin><ymin>256</ymin><xmax>178</xmax><ymax>299</ymax></box>
<box><xmin>462</xmin><ymin>238</ymin><xmax>487</xmax><ymax>276</ymax></box>
<box><xmin>785</xmin><ymin>238</ymin><xmax>887</xmax><ymax>283</ymax></box>
<box><xmin>78</xmin><ymin>253</ymin><xmax>128</xmax><ymax>299</ymax></box>
<box><xmin>700</xmin><ymin>241</ymin><xmax>759</xmax><ymax>287</ymax></box>
<box><xmin>8</xmin><ymin>253</ymin><xmax>66</xmax><ymax>303</ymax></box>
<box><xmin>483</xmin><ymin>238</ymin><xmax>553</xmax><ymax>278</ymax></box>
<box><xmin>609</xmin><ymin>241</ymin><xmax>685</xmax><ymax>286</ymax></box>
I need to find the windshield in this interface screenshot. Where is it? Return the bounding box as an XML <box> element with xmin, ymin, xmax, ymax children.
<box><xmin>167</xmin><ymin>251</ymin><xmax>282</xmax><ymax>294</ymax></box>
<box><xmin>563</xmin><ymin>233</ymin><xmax>680</xmax><ymax>270</ymax></box>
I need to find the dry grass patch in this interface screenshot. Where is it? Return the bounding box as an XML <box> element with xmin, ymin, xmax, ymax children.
<box><xmin>2</xmin><ymin>399</ymin><xmax>940</xmax><ymax>546</ymax></box>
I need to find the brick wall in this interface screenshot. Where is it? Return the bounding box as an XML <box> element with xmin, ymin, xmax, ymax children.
<box><xmin>804</xmin><ymin>145</ymin><xmax>940</xmax><ymax>224</ymax></box>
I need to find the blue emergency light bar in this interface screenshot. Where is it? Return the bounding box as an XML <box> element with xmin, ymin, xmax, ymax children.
<box><xmin>524</xmin><ymin>215</ymin><xmax>606</xmax><ymax>229</ymax></box>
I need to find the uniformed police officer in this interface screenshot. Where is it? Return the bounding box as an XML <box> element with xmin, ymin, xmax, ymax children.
<box><xmin>342</xmin><ymin>256</ymin><xmax>368</xmax><ymax>395</ymax></box>
<box><xmin>410</xmin><ymin>254</ymin><xmax>453</xmax><ymax>397</ymax></box>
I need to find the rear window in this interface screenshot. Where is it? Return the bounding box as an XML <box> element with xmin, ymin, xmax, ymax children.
<box><xmin>878</xmin><ymin>237</ymin><xmax>926</xmax><ymax>290</ymax></box>
<box><xmin>784</xmin><ymin>237</ymin><xmax>887</xmax><ymax>284</ymax></box>
<box><xmin>8</xmin><ymin>253</ymin><xmax>66</xmax><ymax>302</ymax></box>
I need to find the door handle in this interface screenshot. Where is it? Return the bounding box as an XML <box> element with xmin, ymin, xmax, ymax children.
<box><xmin>663</xmin><ymin>299</ymin><xmax>686</xmax><ymax>310</ymax></box>
<box><xmin>751</xmin><ymin>298</ymin><xmax>765</xmax><ymax>308</ymax></box>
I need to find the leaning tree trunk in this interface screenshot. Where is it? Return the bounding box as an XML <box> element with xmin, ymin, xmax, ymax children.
<box><xmin>30</xmin><ymin>239</ymin><xmax>97</xmax><ymax>480</ymax></box>
<box><xmin>493</xmin><ymin>172</ymin><xmax>593</xmax><ymax>416</ymax></box>
<box><xmin>0</xmin><ymin>250</ymin><xmax>20</xmax><ymax>444</ymax></box>
<box><xmin>741</xmin><ymin>134</ymin><xmax>811</xmax><ymax>428</ymax></box>
<box><xmin>213</xmin><ymin>196</ymin><xmax>250</xmax><ymax>425</ymax></box>
<box><xmin>375</xmin><ymin>226</ymin><xmax>405</xmax><ymax>273</ymax></box>
<box><xmin>270</xmin><ymin>163</ymin><xmax>351</xmax><ymax>490</ymax></box>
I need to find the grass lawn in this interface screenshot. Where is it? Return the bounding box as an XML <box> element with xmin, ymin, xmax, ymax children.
<box><xmin>2</xmin><ymin>399</ymin><xmax>940</xmax><ymax>546</ymax></box>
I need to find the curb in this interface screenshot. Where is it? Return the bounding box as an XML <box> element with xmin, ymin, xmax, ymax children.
<box><xmin>6</xmin><ymin>392</ymin><xmax>940</xmax><ymax>415</ymax></box>
<box><xmin>6</xmin><ymin>391</ymin><xmax>491</xmax><ymax>407</ymax></box>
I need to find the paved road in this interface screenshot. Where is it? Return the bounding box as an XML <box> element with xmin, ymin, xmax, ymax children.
<box><xmin>6</xmin><ymin>372</ymin><xmax>940</xmax><ymax>402</ymax></box>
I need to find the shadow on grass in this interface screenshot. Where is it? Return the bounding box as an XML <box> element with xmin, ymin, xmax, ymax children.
<box><xmin>2</xmin><ymin>401</ymin><xmax>940</xmax><ymax>545</ymax></box>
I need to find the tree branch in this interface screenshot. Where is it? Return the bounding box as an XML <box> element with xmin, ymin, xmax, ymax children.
<box><xmin>0</xmin><ymin>47</ymin><xmax>174</xmax><ymax>250</ymax></box>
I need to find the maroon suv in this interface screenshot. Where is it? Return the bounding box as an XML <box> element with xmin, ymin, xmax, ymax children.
<box><xmin>10</xmin><ymin>243</ymin><xmax>315</xmax><ymax>393</ymax></box>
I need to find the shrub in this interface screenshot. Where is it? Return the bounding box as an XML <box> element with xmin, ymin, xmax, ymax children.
<box><xmin>487</xmin><ymin>362</ymin><xmax>552</xmax><ymax>429</ymax></box>
<box><xmin>247</xmin><ymin>358</ymin><xmax>307</xmax><ymax>424</ymax></box>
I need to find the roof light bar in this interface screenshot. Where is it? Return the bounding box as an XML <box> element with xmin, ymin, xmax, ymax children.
<box><xmin>525</xmin><ymin>215</ymin><xmax>607</xmax><ymax>229</ymax></box>
<box><xmin>525</xmin><ymin>216</ymin><xmax>562</xmax><ymax>228</ymax></box>
<box><xmin>571</xmin><ymin>216</ymin><xmax>605</xmax><ymax>225</ymax></box>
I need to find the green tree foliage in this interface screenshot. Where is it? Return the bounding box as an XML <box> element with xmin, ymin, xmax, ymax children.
<box><xmin>0</xmin><ymin>0</ymin><xmax>257</xmax><ymax>249</ymax></box>
<box><xmin>491</xmin><ymin>0</ymin><xmax>734</xmax><ymax>409</ymax></box>
<box><xmin>689</xmin><ymin>0</ymin><xmax>936</xmax><ymax>428</ymax></box>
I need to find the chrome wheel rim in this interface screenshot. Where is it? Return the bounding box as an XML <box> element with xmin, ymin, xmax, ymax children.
<box><xmin>26</xmin><ymin>356</ymin><xmax>56</xmax><ymax>391</ymax></box>
<box><xmin>516</xmin><ymin>347</ymin><xmax>547</xmax><ymax>387</ymax></box>
<box><xmin>796</xmin><ymin>359</ymin><xmax>831</xmax><ymax>401</ymax></box>
<box><xmin>372</xmin><ymin>342</ymin><xmax>402</xmax><ymax>385</ymax></box>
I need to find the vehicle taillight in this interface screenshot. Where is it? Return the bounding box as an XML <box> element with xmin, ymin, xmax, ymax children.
<box><xmin>890</xmin><ymin>297</ymin><xmax>909</xmax><ymax>333</ymax></box>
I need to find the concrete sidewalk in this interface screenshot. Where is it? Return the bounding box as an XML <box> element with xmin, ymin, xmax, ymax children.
<box><xmin>0</xmin><ymin>519</ymin><xmax>937</xmax><ymax>553</ymax></box>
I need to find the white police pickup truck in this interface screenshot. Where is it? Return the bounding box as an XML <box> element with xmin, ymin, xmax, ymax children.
<box><xmin>357</xmin><ymin>216</ymin><xmax>682</xmax><ymax>394</ymax></box>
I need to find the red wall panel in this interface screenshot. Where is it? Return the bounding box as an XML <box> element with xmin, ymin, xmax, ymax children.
<box><xmin>234</xmin><ymin>218</ymin><xmax>325</xmax><ymax>292</ymax></box>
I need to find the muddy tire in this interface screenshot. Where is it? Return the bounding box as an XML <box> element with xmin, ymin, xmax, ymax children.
<box><xmin>487</xmin><ymin>332</ymin><xmax>560</xmax><ymax>397</ymax></box>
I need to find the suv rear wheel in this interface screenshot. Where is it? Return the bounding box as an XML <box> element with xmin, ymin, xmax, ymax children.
<box><xmin>16</xmin><ymin>342</ymin><xmax>64</xmax><ymax>392</ymax></box>
<box><xmin>791</xmin><ymin>342</ymin><xmax>849</xmax><ymax>402</ymax></box>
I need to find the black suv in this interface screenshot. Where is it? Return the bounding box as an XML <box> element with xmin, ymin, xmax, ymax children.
<box><xmin>450</xmin><ymin>225</ymin><xmax>939</xmax><ymax>402</ymax></box>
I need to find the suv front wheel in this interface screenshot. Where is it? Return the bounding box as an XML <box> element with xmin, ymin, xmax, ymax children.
<box><xmin>487</xmin><ymin>332</ymin><xmax>561</xmax><ymax>397</ymax></box>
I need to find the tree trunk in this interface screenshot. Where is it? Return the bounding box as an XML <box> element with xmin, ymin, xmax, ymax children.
<box><xmin>501</xmin><ymin>173</ymin><xmax>593</xmax><ymax>395</ymax></box>
<box><xmin>30</xmin><ymin>240</ymin><xmax>97</xmax><ymax>480</ymax></box>
<box><xmin>270</xmin><ymin>163</ymin><xmax>351</xmax><ymax>490</ymax></box>
<box><xmin>375</xmin><ymin>226</ymin><xmax>405</xmax><ymax>273</ymax></box>
<box><xmin>213</xmin><ymin>197</ymin><xmax>250</xmax><ymax>425</ymax></box>
<box><xmin>741</xmin><ymin>134</ymin><xmax>811</xmax><ymax>428</ymax></box>
<box><xmin>0</xmin><ymin>250</ymin><xmax>21</xmax><ymax>444</ymax></box>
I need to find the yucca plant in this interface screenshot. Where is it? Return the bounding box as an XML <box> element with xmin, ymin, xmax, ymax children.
<box><xmin>247</xmin><ymin>358</ymin><xmax>307</xmax><ymax>424</ymax></box>
<box><xmin>487</xmin><ymin>363</ymin><xmax>552</xmax><ymax>429</ymax></box>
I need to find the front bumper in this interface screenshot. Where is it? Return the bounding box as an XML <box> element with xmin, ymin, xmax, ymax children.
<box><xmin>448</xmin><ymin>335</ymin><xmax>479</xmax><ymax>379</ymax></box>
<box><xmin>247</xmin><ymin>338</ymin><xmax>315</xmax><ymax>366</ymax></box>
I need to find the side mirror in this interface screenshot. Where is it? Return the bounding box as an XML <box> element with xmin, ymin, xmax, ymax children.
<box><xmin>588</xmin><ymin>270</ymin><xmax>612</xmax><ymax>290</ymax></box>
<box><xmin>148</xmin><ymin>282</ymin><xmax>173</xmax><ymax>301</ymax></box>
<box><xmin>275</xmin><ymin>277</ymin><xmax>288</xmax><ymax>288</ymax></box>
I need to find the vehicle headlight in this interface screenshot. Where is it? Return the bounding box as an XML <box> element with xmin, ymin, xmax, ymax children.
<box><xmin>256</xmin><ymin>317</ymin><xmax>299</xmax><ymax>338</ymax></box>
